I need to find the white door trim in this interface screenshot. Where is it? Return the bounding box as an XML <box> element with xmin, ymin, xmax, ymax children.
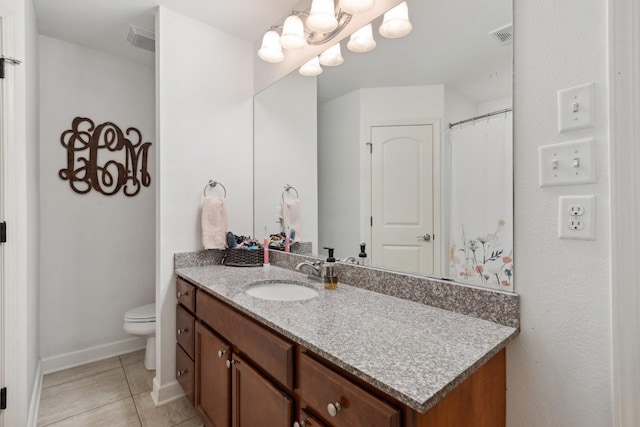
<box><xmin>361</xmin><ymin>118</ymin><xmax>442</xmax><ymax>275</ymax></box>
<box><xmin>0</xmin><ymin>1</ymin><xmax>27</xmax><ymax>425</ymax></box>
<box><xmin>610</xmin><ymin>0</ymin><xmax>640</xmax><ymax>425</ymax></box>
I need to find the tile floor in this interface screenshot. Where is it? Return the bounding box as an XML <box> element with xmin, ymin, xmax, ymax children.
<box><xmin>38</xmin><ymin>350</ymin><xmax>203</xmax><ymax>427</ymax></box>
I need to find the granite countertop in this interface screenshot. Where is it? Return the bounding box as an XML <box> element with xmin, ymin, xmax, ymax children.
<box><xmin>175</xmin><ymin>264</ymin><xmax>518</xmax><ymax>413</ymax></box>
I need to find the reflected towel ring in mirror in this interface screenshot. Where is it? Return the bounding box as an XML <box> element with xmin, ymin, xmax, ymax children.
<box><xmin>282</xmin><ymin>184</ymin><xmax>299</xmax><ymax>202</ymax></box>
<box><xmin>203</xmin><ymin>179</ymin><xmax>227</xmax><ymax>198</ymax></box>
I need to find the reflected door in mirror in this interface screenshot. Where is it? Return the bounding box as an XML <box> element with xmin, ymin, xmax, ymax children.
<box><xmin>371</xmin><ymin>124</ymin><xmax>437</xmax><ymax>275</ymax></box>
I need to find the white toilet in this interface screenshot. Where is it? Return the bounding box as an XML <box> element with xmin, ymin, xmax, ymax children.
<box><xmin>124</xmin><ymin>303</ymin><xmax>156</xmax><ymax>370</ymax></box>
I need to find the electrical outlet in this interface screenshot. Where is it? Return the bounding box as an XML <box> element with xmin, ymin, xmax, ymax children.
<box><xmin>559</xmin><ymin>195</ymin><xmax>595</xmax><ymax>240</ymax></box>
<box><xmin>568</xmin><ymin>204</ymin><xmax>585</xmax><ymax>216</ymax></box>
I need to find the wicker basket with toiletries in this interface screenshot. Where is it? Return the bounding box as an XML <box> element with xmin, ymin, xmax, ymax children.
<box><xmin>223</xmin><ymin>248</ymin><xmax>264</xmax><ymax>267</ymax></box>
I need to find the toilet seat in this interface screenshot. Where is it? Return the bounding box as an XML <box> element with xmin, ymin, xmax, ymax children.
<box><xmin>124</xmin><ymin>303</ymin><xmax>156</xmax><ymax>323</ymax></box>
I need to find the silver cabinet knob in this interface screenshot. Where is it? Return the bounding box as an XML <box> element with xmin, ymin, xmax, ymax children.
<box><xmin>177</xmin><ymin>369</ymin><xmax>186</xmax><ymax>377</ymax></box>
<box><xmin>177</xmin><ymin>291</ymin><xmax>188</xmax><ymax>298</ymax></box>
<box><xmin>293</xmin><ymin>422</ymin><xmax>306</xmax><ymax>427</ymax></box>
<box><xmin>225</xmin><ymin>359</ymin><xmax>235</xmax><ymax>369</ymax></box>
<box><xmin>217</xmin><ymin>350</ymin><xmax>226</xmax><ymax>358</ymax></box>
<box><xmin>177</xmin><ymin>328</ymin><xmax>188</xmax><ymax>335</ymax></box>
<box><xmin>417</xmin><ymin>234</ymin><xmax>431</xmax><ymax>241</ymax></box>
<box><xmin>327</xmin><ymin>402</ymin><xmax>342</xmax><ymax>417</ymax></box>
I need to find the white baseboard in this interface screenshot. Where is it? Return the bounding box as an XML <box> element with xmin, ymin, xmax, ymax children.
<box><xmin>41</xmin><ymin>337</ymin><xmax>146</xmax><ymax>374</ymax></box>
<box><xmin>27</xmin><ymin>360</ymin><xmax>42</xmax><ymax>427</ymax></box>
<box><xmin>151</xmin><ymin>377</ymin><xmax>185</xmax><ymax>406</ymax></box>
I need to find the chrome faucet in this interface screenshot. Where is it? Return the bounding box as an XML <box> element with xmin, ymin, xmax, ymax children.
<box><xmin>295</xmin><ymin>260</ymin><xmax>324</xmax><ymax>280</ymax></box>
<box><xmin>341</xmin><ymin>256</ymin><xmax>357</xmax><ymax>264</ymax></box>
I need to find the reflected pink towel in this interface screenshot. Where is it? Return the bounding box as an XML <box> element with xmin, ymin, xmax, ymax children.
<box><xmin>202</xmin><ymin>197</ymin><xmax>228</xmax><ymax>249</ymax></box>
<box><xmin>283</xmin><ymin>199</ymin><xmax>302</xmax><ymax>241</ymax></box>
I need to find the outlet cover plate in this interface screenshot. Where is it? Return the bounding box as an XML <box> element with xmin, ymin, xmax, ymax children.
<box><xmin>539</xmin><ymin>139</ymin><xmax>596</xmax><ymax>187</ymax></box>
<box><xmin>558</xmin><ymin>195</ymin><xmax>596</xmax><ymax>240</ymax></box>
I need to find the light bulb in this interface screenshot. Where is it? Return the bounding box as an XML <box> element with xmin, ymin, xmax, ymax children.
<box><xmin>280</xmin><ymin>15</ymin><xmax>306</xmax><ymax>49</ymax></box>
<box><xmin>307</xmin><ymin>0</ymin><xmax>338</xmax><ymax>33</ymax></box>
<box><xmin>347</xmin><ymin>23</ymin><xmax>376</xmax><ymax>53</ymax></box>
<box><xmin>379</xmin><ymin>1</ymin><xmax>412</xmax><ymax>38</ymax></box>
<box><xmin>339</xmin><ymin>0</ymin><xmax>374</xmax><ymax>14</ymax></box>
<box><xmin>258</xmin><ymin>30</ymin><xmax>284</xmax><ymax>63</ymax></box>
<box><xmin>319</xmin><ymin>43</ymin><xmax>344</xmax><ymax>66</ymax></box>
<box><xmin>299</xmin><ymin>56</ymin><xmax>323</xmax><ymax>76</ymax></box>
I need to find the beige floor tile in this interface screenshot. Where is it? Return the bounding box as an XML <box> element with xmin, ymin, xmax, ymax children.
<box><xmin>123</xmin><ymin>361</ymin><xmax>155</xmax><ymax>395</ymax></box>
<box><xmin>120</xmin><ymin>349</ymin><xmax>146</xmax><ymax>366</ymax></box>
<box><xmin>172</xmin><ymin>416</ymin><xmax>204</xmax><ymax>427</ymax></box>
<box><xmin>43</xmin><ymin>357</ymin><xmax>123</xmax><ymax>389</ymax></box>
<box><xmin>43</xmin><ymin>397</ymin><xmax>141</xmax><ymax>427</ymax></box>
<box><xmin>133</xmin><ymin>393</ymin><xmax>197</xmax><ymax>427</ymax></box>
<box><xmin>38</xmin><ymin>368</ymin><xmax>131</xmax><ymax>426</ymax></box>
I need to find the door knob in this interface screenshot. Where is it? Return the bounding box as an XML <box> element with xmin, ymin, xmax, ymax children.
<box><xmin>417</xmin><ymin>234</ymin><xmax>431</xmax><ymax>241</ymax></box>
<box><xmin>217</xmin><ymin>350</ymin><xmax>226</xmax><ymax>358</ymax></box>
<box><xmin>226</xmin><ymin>359</ymin><xmax>235</xmax><ymax>369</ymax></box>
<box><xmin>177</xmin><ymin>328</ymin><xmax>188</xmax><ymax>335</ymax></box>
<box><xmin>177</xmin><ymin>369</ymin><xmax>186</xmax><ymax>377</ymax></box>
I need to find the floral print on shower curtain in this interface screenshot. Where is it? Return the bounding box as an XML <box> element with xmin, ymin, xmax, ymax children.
<box><xmin>448</xmin><ymin>112</ymin><xmax>514</xmax><ymax>291</ymax></box>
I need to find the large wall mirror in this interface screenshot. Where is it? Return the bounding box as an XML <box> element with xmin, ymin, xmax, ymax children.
<box><xmin>254</xmin><ymin>0</ymin><xmax>514</xmax><ymax>292</ymax></box>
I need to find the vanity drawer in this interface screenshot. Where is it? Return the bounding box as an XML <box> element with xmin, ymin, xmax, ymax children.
<box><xmin>176</xmin><ymin>344</ymin><xmax>194</xmax><ymax>403</ymax></box>
<box><xmin>296</xmin><ymin>407</ymin><xmax>329</xmax><ymax>427</ymax></box>
<box><xmin>299</xmin><ymin>353</ymin><xmax>401</xmax><ymax>427</ymax></box>
<box><xmin>176</xmin><ymin>305</ymin><xmax>195</xmax><ymax>359</ymax></box>
<box><xmin>196</xmin><ymin>291</ymin><xmax>294</xmax><ymax>390</ymax></box>
<box><xmin>176</xmin><ymin>277</ymin><xmax>196</xmax><ymax>312</ymax></box>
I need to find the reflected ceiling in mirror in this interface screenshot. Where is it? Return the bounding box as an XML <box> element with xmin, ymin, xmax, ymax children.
<box><xmin>254</xmin><ymin>0</ymin><xmax>514</xmax><ymax>292</ymax></box>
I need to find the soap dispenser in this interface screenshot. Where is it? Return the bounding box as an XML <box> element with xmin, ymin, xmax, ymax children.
<box><xmin>358</xmin><ymin>243</ymin><xmax>368</xmax><ymax>266</ymax></box>
<box><xmin>323</xmin><ymin>247</ymin><xmax>338</xmax><ymax>290</ymax></box>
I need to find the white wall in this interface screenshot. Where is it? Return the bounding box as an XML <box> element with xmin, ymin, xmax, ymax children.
<box><xmin>318</xmin><ymin>89</ymin><xmax>360</xmax><ymax>259</ymax></box>
<box><xmin>507</xmin><ymin>0</ymin><xmax>612</xmax><ymax>425</ymax></box>
<box><xmin>155</xmin><ymin>6</ymin><xmax>254</xmax><ymax>403</ymax></box>
<box><xmin>254</xmin><ymin>72</ymin><xmax>317</xmax><ymax>248</ymax></box>
<box><xmin>39</xmin><ymin>36</ymin><xmax>156</xmax><ymax>362</ymax></box>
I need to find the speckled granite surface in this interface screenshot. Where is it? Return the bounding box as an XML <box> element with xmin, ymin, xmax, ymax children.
<box><xmin>270</xmin><ymin>251</ymin><xmax>520</xmax><ymax>329</ymax></box>
<box><xmin>175</xmin><ymin>264</ymin><xmax>518</xmax><ymax>413</ymax></box>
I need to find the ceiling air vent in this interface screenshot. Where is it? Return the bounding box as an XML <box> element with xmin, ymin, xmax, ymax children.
<box><xmin>489</xmin><ymin>24</ymin><xmax>513</xmax><ymax>46</ymax></box>
<box><xmin>127</xmin><ymin>25</ymin><xmax>155</xmax><ymax>52</ymax></box>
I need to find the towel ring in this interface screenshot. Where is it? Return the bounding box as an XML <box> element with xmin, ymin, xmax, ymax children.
<box><xmin>203</xmin><ymin>180</ymin><xmax>227</xmax><ymax>198</ymax></box>
<box><xmin>282</xmin><ymin>184</ymin><xmax>299</xmax><ymax>203</ymax></box>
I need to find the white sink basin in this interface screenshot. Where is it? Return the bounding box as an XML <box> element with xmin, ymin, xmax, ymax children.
<box><xmin>245</xmin><ymin>281</ymin><xmax>319</xmax><ymax>301</ymax></box>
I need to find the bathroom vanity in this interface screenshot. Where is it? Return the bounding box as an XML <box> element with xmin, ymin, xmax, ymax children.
<box><xmin>174</xmin><ymin>262</ymin><xmax>517</xmax><ymax>427</ymax></box>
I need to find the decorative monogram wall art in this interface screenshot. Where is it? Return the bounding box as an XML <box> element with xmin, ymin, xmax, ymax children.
<box><xmin>59</xmin><ymin>116</ymin><xmax>152</xmax><ymax>197</ymax></box>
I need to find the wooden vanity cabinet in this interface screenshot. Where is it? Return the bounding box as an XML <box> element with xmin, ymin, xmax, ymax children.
<box><xmin>177</xmin><ymin>276</ymin><xmax>507</xmax><ymax>427</ymax></box>
<box><xmin>175</xmin><ymin>280</ymin><xmax>196</xmax><ymax>403</ymax></box>
<box><xmin>194</xmin><ymin>322</ymin><xmax>232</xmax><ymax>427</ymax></box>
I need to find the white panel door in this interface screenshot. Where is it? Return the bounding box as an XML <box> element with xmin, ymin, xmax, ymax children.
<box><xmin>371</xmin><ymin>125</ymin><xmax>434</xmax><ymax>275</ymax></box>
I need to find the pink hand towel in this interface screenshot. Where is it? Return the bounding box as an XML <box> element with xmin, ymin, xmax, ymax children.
<box><xmin>202</xmin><ymin>197</ymin><xmax>228</xmax><ymax>249</ymax></box>
<box><xmin>282</xmin><ymin>199</ymin><xmax>302</xmax><ymax>242</ymax></box>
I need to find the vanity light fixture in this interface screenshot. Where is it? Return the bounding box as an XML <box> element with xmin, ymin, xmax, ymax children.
<box><xmin>347</xmin><ymin>23</ymin><xmax>376</xmax><ymax>52</ymax></box>
<box><xmin>379</xmin><ymin>1</ymin><xmax>412</xmax><ymax>38</ymax></box>
<box><xmin>258</xmin><ymin>30</ymin><xmax>285</xmax><ymax>63</ymax></box>
<box><xmin>319</xmin><ymin>43</ymin><xmax>344</xmax><ymax>66</ymax></box>
<box><xmin>307</xmin><ymin>0</ymin><xmax>339</xmax><ymax>33</ymax></box>
<box><xmin>299</xmin><ymin>56</ymin><xmax>324</xmax><ymax>76</ymax></box>
<box><xmin>339</xmin><ymin>0</ymin><xmax>375</xmax><ymax>14</ymax></box>
<box><xmin>280</xmin><ymin>14</ymin><xmax>307</xmax><ymax>49</ymax></box>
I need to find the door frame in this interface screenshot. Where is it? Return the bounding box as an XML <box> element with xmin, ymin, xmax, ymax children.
<box><xmin>362</xmin><ymin>118</ymin><xmax>441</xmax><ymax>275</ymax></box>
<box><xmin>610</xmin><ymin>0</ymin><xmax>640</xmax><ymax>424</ymax></box>
<box><xmin>0</xmin><ymin>1</ymin><xmax>27</xmax><ymax>426</ymax></box>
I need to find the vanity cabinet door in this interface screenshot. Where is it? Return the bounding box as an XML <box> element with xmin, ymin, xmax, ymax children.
<box><xmin>299</xmin><ymin>353</ymin><xmax>401</xmax><ymax>427</ymax></box>
<box><xmin>231</xmin><ymin>354</ymin><xmax>293</xmax><ymax>427</ymax></box>
<box><xmin>176</xmin><ymin>344</ymin><xmax>194</xmax><ymax>404</ymax></box>
<box><xmin>195</xmin><ymin>322</ymin><xmax>231</xmax><ymax>427</ymax></box>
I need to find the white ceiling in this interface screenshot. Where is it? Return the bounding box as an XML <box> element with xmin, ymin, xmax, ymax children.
<box><xmin>34</xmin><ymin>0</ymin><xmax>301</xmax><ymax>66</ymax></box>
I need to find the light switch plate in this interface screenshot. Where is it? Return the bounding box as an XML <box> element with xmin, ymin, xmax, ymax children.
<box><xmin>539</xmin><ymin>139</ymin><xmax>596</xmax><ymax>187</ymax></box>
<box><xmin>558</xmin><ymin>83</ymin><xmax>595</xmax><ymax>132</ymax></box>
<box><xmin>558</xmin><ymin>195</ymin><xmax>596</xmax><ymax>240</ymax></box>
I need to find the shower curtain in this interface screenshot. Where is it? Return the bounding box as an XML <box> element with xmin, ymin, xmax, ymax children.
<box><xmin>448</xmin><ymin>113</ymin><xmax>513</xmax><ymax>290</ymax></box>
